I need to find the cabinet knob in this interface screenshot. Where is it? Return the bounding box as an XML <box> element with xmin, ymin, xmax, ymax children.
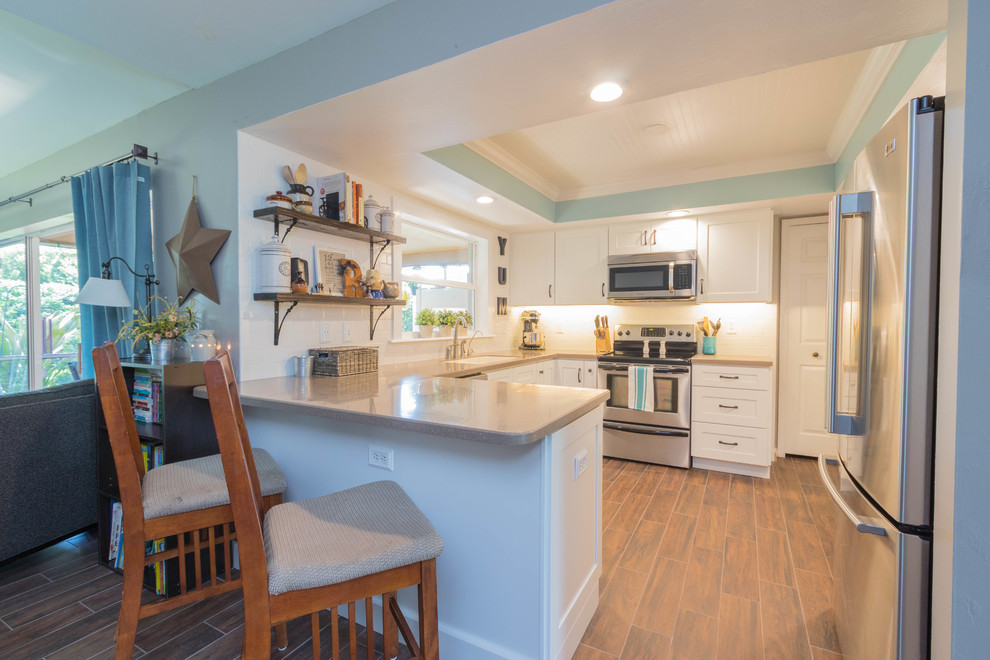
<box><xmin>812</xmin><ymin>352</ymin><xmax>820</xmax><ymax>358</ymax></box>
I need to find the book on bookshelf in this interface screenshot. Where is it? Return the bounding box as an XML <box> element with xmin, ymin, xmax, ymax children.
<box><xmin>108</xmin><ymin>500</ymin><xmax>123</xmax><ymax>565</ymax></box>
<box><xmin>132</xmin><ymin>369</ymin><xmax>163</xmax><ymax>424</ymax></box>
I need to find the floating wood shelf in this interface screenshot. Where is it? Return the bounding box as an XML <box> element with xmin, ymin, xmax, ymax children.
<box><xmin>253</xmin><ymin>293</ymin><xmax>406</xmax><ymax>345</ymax></box>
<box><xmin>253</xmin><ymin>207</ymin><xmax>407</xmax><ymax>244</ymax></box>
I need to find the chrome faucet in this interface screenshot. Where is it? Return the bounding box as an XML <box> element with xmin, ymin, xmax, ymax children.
<box><xmin>446</xmin><ymin>315</ymin><xmax>470</xmax><ymax>359</ymax></box>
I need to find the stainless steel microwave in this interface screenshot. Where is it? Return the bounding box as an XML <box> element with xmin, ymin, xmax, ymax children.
<box><xmin>607</xmin><ymin>251</ymin><xmax>697</xmax><ymax>301</ymax></box>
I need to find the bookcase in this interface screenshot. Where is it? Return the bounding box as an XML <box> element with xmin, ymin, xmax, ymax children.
<box><xmin>96</xmin><ymin>358</ymin><xmax>220</xmax><ymax>597</ymax></box>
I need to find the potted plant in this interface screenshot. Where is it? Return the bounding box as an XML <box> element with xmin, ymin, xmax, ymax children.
<box><xmin>118</xmin><ymin>296</ymin><xmax>199</xmax><ymax>362</ymax></box>
<box><xmin>436</xmin><ymin>310</ymin><xmax>472</xmax><ymax>337</ymax></box>
<box><xmin>415</xmin><ymin>308</ymin><xmax>437</xmax><ymax>338</ymax></box>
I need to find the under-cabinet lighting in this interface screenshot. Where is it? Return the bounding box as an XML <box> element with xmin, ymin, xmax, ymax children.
<box><xmin>667</xmin><ymin>209</ymin><xmax>691</xmax><ymax>217</ymax></box>
<box><xmin>476</xmin><ymin>196</ymin><xmax>494</xmax><ymax>204</ymax></box>
<box><xmin>590</xmin><ymin>81</ymin><xmax>623</xmax><ymax>102</ymax></box>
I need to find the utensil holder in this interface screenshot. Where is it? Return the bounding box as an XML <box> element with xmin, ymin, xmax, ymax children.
<box><xmin>702</xmin><ymin>336</ymin><xmax>717</xmax><ymax>355</ymax></box>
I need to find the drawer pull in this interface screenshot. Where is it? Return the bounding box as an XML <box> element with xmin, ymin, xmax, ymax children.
<box><xmin>718</xmin><ymin>440</ymin><xmax>739</xmax><ymax>446</ymax></box>
<box><xmin>718</xmin><ymin>404</ymin><xmax>739</xmax><ymax>410</ymax></box>
<box><xmin>719</xmin><ymin>375</ymin><xmax>740</xmax><ymax>380</ymax></box>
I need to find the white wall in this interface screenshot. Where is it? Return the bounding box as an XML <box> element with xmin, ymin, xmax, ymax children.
<box><xmin>513</xmin><ymin>301</ymin><xmax>777</xmax><ymax>357</ymax></box>
<box><xmin>236</xmin><ymin>133</ymin><xmax>514</xmax><ymax>380</ymax></box>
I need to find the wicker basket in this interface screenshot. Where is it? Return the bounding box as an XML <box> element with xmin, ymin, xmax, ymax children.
<box><xmin>309</xmin><ymin>346</ymin><xmax>378</xmax><ymax>376</ymax></box>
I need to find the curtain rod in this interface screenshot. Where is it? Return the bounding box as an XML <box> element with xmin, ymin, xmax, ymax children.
<box><xmin>0</xmin><ymin>144</ymin><xmax>159</xmax><ymax>211</ymax></box>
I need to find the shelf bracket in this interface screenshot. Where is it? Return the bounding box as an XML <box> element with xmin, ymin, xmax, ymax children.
<box><xmin>274</xmin><ymin>217</ymin><xmax>298</xmax><ymax>243</ymax></box>
<box><xmin>369</xmin><ymin>305</ymin><xmax>391</xmax><ymax>340</ymax></box>
<box><xmin>273</xmin><ymin>301</ymin><xmax>299</xmax><ymax>345</ymax></box>
<box><xmin>370</xmin><ymin>239</ymin><xmax>391</xmax><ymax>270</ymax></box>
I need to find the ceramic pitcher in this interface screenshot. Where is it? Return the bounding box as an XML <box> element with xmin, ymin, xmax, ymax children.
<box><xmin>189</xmin><ymin>330</ymin><xmax>219</xmax><ymax>361</ymax></box>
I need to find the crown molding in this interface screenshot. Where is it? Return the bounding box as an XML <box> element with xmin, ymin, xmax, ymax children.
<box><xmin>554</xmin><ymin>151</ymin><xmax>833</xmax><ymax>201</ymax></box>
<box><xmin>826</xmin><ymin>41</ymin><xmax>906</xmax><ymax>160</ymax></box>
<box><xmin>465</xmin><ymin>138</ymin><xmax>561</xmax><ymax>201</ymax></box>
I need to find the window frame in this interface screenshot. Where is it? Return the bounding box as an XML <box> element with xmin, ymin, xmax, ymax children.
<box><xmin>0</xmin><ymin>221</ymin><xmax>79</xmax><ymax>391</ymax></box>
<box><xmin>392</xmin><ymin>216</ymin><xmax>487</xmax><ymax>339</ymax></box>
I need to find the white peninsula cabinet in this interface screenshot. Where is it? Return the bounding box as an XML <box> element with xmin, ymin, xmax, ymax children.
<box><xmin>691</xmin><ymin>363</ymin><xmax>774</xmax><ymax>478</ymax></box>
<box><xmin>510</xmin><ymin>228</ymin><xmax>608</xmax><ymax>306</ymax></box>
<box><xmin>696</xmin><ymin>208</ymin><xmax>773</xmax><ymax>302</ymax></box>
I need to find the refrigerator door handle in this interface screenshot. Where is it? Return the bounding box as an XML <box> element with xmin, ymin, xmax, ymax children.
<box><xmin>825</xmin><ymin>191</ymin><xmax>874</xmax><ymax>436</ymax></box>
<box><xmin>818</xmin><ymin>455</ymin><xmax>887</xmax><ymax>537</ymax></box>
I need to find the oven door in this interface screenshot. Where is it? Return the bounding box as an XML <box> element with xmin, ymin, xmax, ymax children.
<box><xmin>597</xmin><ymin>363</ymin><xmax>691</xmax><ymax>429</ymax></box>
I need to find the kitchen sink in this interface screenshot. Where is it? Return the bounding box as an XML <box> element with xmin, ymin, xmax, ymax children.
<box><xmin>445</xmin><ymin>356</ymin><xmax>509</xmax><ymax>366</ymax></box>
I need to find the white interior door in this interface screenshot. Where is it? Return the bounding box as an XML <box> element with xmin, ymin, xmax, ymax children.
<box><xmin>778</xmin><ymin>218</ymin><xmax>831</xmax><ymax>457</ymax></box>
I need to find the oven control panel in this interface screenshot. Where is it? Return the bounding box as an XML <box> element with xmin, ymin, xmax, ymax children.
<box><xmin>614</xmin><ymin>324</ymin><xmax>695</xmax><ymax>339</ymax></box>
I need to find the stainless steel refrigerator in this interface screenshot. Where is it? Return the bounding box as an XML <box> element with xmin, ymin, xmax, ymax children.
<box><xmin>820</xmin><ymin>95</ymin><xmax>943</xmax><ymax>660</ymax></box>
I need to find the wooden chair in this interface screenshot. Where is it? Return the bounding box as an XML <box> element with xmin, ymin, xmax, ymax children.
<box><xmin>92</xmin><ymin>341</ymin><xmax>289</xmax><ymax>659</ymax></box>
<box><xmin>203</xmin><ymin>350</ymin><xmax>443</xmax><ymax>659</ymax></box>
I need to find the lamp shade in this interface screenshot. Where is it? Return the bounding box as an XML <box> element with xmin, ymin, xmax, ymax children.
<box><xmin>76</xmin><ymin>277</ymin><xmax>132</xmax><ymax>308</ymax></box>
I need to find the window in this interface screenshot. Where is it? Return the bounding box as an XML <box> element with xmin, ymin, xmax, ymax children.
<box><xmin>0</xmin><ymin>223</ymin><xmax>81</xmax><ymax>393</ymax></box>
<box><xmin>400</xmin><ymin>220</ymin><xmax>479</xmax><ymax>335</ymax></box>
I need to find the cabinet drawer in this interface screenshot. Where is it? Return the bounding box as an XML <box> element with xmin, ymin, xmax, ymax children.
<box><xmin>692</xmin><ymin>421</ymin><xmax>770</xmax><ymax>466</ymax></box>
<box><xmin>692</xmin><ymin>386</ymin><xmax>770</xmax><ymax>428</ymax></box>
<box><xmin>692</xmin><ymin>364</ymin><xmax>770</xmax><ymax>390</ymax></box>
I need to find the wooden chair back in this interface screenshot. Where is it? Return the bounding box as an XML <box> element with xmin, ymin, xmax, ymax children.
<box><xmin>92</xmin><ymin>341</ymin><xmax>147</xmax><ymax>536</ymax></box>
<box><xmin>203</xmin><ymin>350</ymin><xmax>270</xmax><ymax>603</ymax></box>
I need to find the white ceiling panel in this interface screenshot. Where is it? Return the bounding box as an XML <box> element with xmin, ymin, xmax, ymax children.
<box><xmin>470</xmin><ymin>49</ymin><xmax>873</xmax><ymax>200</ymax></box>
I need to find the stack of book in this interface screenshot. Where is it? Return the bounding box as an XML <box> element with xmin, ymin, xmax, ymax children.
<box><xmin>132</xmin><ymin>369</ymin><xmax>162</xmax><ymax>424</ymax></box>
<box><xmin>108</xmin><ymin>441</ymin><xmax>168</xmax><ymax>593</ymax></box>
<box><xmin>314</xmin><ymin>172</ymin><xmax>368</xmax><ymax>226</ymax></box>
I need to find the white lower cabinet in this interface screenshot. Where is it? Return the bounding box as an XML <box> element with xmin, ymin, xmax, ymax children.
<box><xmin>555</xmin><ymin>359</ymin><xmax>598</xmax><ymax>388</ymax></box>
<box><xmin>691</xmin><ymin>363</ymin><xmax>773</xmax><ymax>478</ymax></box>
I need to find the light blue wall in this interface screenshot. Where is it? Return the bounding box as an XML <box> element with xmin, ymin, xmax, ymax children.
<box><xmin>0</xmin><ymin>0</ymin><xmax>612</xmax><ymax>360</ymax></box>
<box><xmin>950</xmin><ymin>0</ymin><xmax>990</xmax><ymax>655</ymax></box>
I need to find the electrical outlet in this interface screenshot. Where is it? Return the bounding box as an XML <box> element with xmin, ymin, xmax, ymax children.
<box><xmin>574</xmin><ymin>449</ymin><xmax>588</xmax><ymax>480</ymax></box>
<box><xmin>319</xmin><ymin>323</ymin><xmax>334</xmax><ymax>344</ymax></box>
<box><xmin>368</xmin><ymin>446</ymin><xmax>394</xmax><ymax>471</ymax></box>
<box><xmin>342</xmin><ymin>322</ymin><xmax>354</xmax><ymax>342</ymax></box>
<box><xmin>727</xmin><ymin>320</ymin><xmax>737</xmax><ymax>335</ymax></box>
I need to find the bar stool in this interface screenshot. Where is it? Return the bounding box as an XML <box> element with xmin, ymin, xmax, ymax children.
<box><xmin>92</xmin><ymin>342</ymin><xmax>289</xmax><ymax>659</ymax></box>
<box><xmin>204</xmin><ymin>350</ymin><xmax>443</xmax><ymax>659</ymax></box>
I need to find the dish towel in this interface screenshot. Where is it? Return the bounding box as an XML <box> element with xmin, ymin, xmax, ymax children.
<box><xmin>628</xmin><ymin>365</ymin><xmax>655</xmax><ymax>412</ymax></box>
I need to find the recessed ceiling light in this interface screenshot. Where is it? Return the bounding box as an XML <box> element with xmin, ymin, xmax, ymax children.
<box><xmin>643</xmin><ymin>123</ymin><xmax>667</xmax><ymax>135</ymax></box>
<box><xmin>590</xmin><ymin>81</ymin><xmax>623</xmax><ymax>103</ymax></box>
<box><xmin>667</xmin><ymin>209</ymin><xmax>691</xmax><ymax>217</ymax></box>
<box><xmin>476</xmin><ymin>196</ymin><xmax>494</xmax><ymax>204</ymax></box>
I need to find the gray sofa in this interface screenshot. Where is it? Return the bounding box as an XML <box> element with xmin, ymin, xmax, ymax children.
<box><xmin>0</xmin><ymin>379</ymin><xmax>98</xmax><ymax>562</ymax></box>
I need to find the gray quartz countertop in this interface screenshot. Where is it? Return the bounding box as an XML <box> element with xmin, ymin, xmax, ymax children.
<box><xmin>372</xmin><ymin>348</ymin><xmax>598</xmax><ymax>382</ymax></box>
<box><xmin>194</xmin><ymin>373</ymin><xmax>607</xmax><ymax>446</ymax></box>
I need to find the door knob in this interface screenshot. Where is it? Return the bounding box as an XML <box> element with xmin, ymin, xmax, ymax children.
<box><xmin>813</xmin><ymin>352</ymin><xmax>820</xmax><ymax>358</ymax></box>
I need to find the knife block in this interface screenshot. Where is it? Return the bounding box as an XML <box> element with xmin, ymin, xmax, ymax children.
<box><xmin>595</xmin><ymin>332</ymin><xmax>612</xmax><ymax>355</ymax></box>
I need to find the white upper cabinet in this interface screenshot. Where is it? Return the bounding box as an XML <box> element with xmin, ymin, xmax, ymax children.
<box><xmin>510</xmin><ymin>231</ymin><xmax>555</xmax><ymax>305</ymax></box>
<box><xmin>697</xmin><ymin>209</ymin><xmax>773</xmax><ymax>302</ymax></box>
<box><xmin>510</xmin><ymin>227</ymin><xmax>607</xmax><ymax>306</ymax></box>
<box><xmin>554</xmin><ymin>227</ymin><xmax>608</xmax><ymax>305</ymax></box>
<box><xmin>608</xmin><ymin>218</ymin><xmax>697</xmax><ymax>256</ymax></box>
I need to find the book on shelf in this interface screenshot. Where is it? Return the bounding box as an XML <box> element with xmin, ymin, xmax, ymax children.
<box><xmin>108</xmin><ymin>500</ymin><xmax>123</xmax><ymax>566</ymax></box>
<box><xmin>314</xmin><ymin>172</ymin><xmax>363</xmax><ymax>224</ymax></box>
<box><xmin>132</xmin><ymin>369</ymin><xmax>163</xmax><ymax>424</ymax></box>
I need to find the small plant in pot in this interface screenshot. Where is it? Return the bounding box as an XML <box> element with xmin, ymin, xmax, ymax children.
<box><xmin>118</xmin><ymin>296</ymin><xmax>198</xmax><ymax>362</ymax></box>
<box><xmin>436</xmin><ymin>309</ymin><xmax>472</xmax><ymax>338</ymax></box>
<box><xmin>415</xmin><ymin>308</ymin><xmax>437</xmax><ymax>338</ymax></box>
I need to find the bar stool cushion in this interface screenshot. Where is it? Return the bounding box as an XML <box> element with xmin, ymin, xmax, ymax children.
<box><xmin>263</xmin><ymin>480</ymin><xmax>443</xmax><ymax>596</ymax></box>
<box><xmin>143</xmin><ymin>448</ymin><xmax>288</xmax><ymax>519</ymax></box>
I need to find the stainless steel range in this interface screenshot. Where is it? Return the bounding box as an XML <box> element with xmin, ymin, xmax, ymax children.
<box><xmin>597</xmin><ymin>323</ymin><xmax>697</xmax><ymax>468</ymax></box>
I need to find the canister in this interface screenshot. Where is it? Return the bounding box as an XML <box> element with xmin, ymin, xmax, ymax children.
<box><xmin>258</xmin><ymin>235</ymin><xmax>291</xmax><ymax>293</ymax></box>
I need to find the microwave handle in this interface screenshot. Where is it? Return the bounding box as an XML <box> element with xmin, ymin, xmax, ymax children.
<box><xmin>669</xmin><ymin>263</ymin><xmax>674</xmax><ymax>293</ymax></box>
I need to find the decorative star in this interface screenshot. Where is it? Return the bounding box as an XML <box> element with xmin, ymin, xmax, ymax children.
<box><xmin>166</xmin><ymin>196</ymin><xmax>230</xmax><ymax>305</ymax></box>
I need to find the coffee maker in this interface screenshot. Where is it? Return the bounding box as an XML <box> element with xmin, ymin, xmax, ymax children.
<box><xmin>520</xmin><ymin>310</ymin><xmax>545</xmax><ymax>350</ymax></box>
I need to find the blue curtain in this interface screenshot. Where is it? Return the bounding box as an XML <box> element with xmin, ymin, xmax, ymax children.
<box><xmin>72</xmin><ymin>161</ymin><xmax>152</xmax><ymax>377</ymax></box>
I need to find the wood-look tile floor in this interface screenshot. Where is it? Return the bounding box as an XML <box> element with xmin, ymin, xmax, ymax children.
<box><xmin>2</xmin><ymin>456</ymin><xmax>840</xmax><ymax>659</ymax></box>
<box><xmin>577</xmin><ymin>455</ymin><xmax>844</xmax><ymax>660</ymax></box>
<box><xmin>0</xmin><ymin>530</ymin><xmax>410</xmax><ymax>659</ymax></box>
